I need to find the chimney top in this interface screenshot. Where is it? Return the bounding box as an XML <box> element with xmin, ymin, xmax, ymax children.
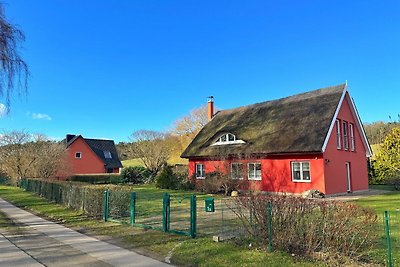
<box><xmin>66</xmin><ymin>134</ymin><xmax>76</xmax><ymax>143</ymax></box>
<box><xmin>207</xmin><ymin>96</ymin><xmax>214</xmax><ymax>103</ymax></box>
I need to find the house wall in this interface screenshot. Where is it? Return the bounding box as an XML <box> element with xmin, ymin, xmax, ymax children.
<box><xmin>188</xmin><ymin>153</ymin><xmax>326</xmax><ymax>194</ymax></box>
<box><xmin>67</xmin><ymin>137</ymin><xmax>106</xmax><ymax>174</ymax></box>
<box><xmin>323</xmin><ymin>93</ymin><xmax>369</xmax><ymax>195</ymax></box>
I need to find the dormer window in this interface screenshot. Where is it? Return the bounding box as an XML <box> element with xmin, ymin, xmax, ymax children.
<box><xmin>104</xmin><ymin>151</ymin><xmax>112</xmax><ymax>159</ymax></box>
<box><xmin>211</xmin><ymin>133</ymin><xmax>245</xmax><ymax>146</ymax></box>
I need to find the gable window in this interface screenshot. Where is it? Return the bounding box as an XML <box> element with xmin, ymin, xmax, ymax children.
<box><xmin>343</xmin><ymin>121</ymin><xmax>349</xmax><ymax>150</ymax></box>
<box><xmin>248</xmin><ymin>163</ymin><xmax>262</xmax><ymax>180</ymax></box>
<box><xmin>104</xmin><ymin>151</ymin><xmax>112</xmax><ymax>159</ymax></box>
<box><xmin>75</xmin><ymin>152</ymin><xmax>82</xmax><ymax>159</ymax></box>
<box><xmin>211</xmin><ymin>133</ymin><xmax>245</xmax><ymax>146</ymax></box>
<box><xmin>336</xmin><ymin>120</ymin><xmax>341</xmax><ymax>149</ymax></box>
<box><xmin>292</xmin><ymin>162</ymin><xmax>311</xmax><ymax>182</ymax></box>
<box><xmin>349</xmin><ymin>123</ymin><xmax>355</xmax><ymax>151</ymax></box>
<box><xmin>196</xmin><ymin>164</ymin><xmax>205</xmax><ymax>179</ymax></box>
<box><xmin>231</xmin><ymin>163</ymin><xmax>243</xmax><ymax>179</ymax></box>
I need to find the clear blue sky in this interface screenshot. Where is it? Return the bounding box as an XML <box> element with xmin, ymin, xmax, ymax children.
<box><xmin>1</xmin><ymin>0</ymin><xmax>399</xmax><ymax>142</ymax></box>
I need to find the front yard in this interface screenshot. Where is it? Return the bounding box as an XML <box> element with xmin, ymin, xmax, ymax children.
<box><xmin>0</xmin><ymin>185</ymin><xmax>321</xmax><ymax>267</ymax></box>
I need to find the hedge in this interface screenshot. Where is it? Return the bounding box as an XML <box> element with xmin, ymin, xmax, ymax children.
<box><xmin>67</xmin><ymin>174</ymin><xmax>122</xmax><ymax>184</ymax></box>
<box><xmin>19</xmin><ymin>178</ymin><xmax>109</xmax><ymax>217</ymax></box>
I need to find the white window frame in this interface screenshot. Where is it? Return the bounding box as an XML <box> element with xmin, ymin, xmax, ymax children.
<box><xmin>211</xmin><ymin>133</ymin><xmax>246</xmax><ymax>146</ymax></box>
<box><xmin>104</xmin><ymin>151</ymin><xmax>112</xmax><ymax>159</ymax></box>
<box><xmin>349</xmin><ymin>123</ymin><xmax>355</xmax><ymax>151</ymax></box>
<box><xmin>291</xmin><ymin>161</ymin><xmax>311</xmax><ymax>183</ymax></box>
<box><xmin>248</xmin><ymin>163</ymin><xmax>262</xmax><ymax>181</ymax></box>
<box><xmin>195</xmin><ymin>164</ymin><xmax>205</xmax><ymax>179</ymax></box>
<box><xmin>336</xmin><ymin>119</ymin><xmax>341</xmax><ymax>149</ymax></box>
<box><xmin>343</xmin><ymin>121</ymin><xmax>349</xmax><ymax>150</ymax></box>
<box><xmin>75</xmin><ymin>152</ymin><xmax>82</xmax><ymax>159</ymax></box>
<box><xmin>231</xmin><ymin>163</ymin><xmax>243</xmax><ymax>180</ymax></box>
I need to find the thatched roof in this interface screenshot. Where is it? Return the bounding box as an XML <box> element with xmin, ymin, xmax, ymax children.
<box><xmin>181</xmin><ymin>84</ymin><xmax>346</xmax><ymax>158</ymax></box>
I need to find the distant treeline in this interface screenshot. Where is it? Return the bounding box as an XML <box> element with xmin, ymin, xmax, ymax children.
<box><xmin>364</xmin><ymin>120</ymin><xmax>400</xmax><ymax>145</ymax></box>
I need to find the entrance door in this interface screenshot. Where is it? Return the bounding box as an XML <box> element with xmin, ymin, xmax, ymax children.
<box><xmin>345</xmin><ymin>162</ymin><xmax>352</xmax><ymax>193</ymax></box>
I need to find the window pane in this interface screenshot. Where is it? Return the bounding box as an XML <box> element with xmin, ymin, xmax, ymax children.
<box><xmin>196</xmin><ymin>164</ymin><xmax>204</xmax><ymax>177</ymax></box>
<box><xmin>293</xmin><ymin>170</ymin><xmax>301</xmax><ymax>180</ymax></box>
<box><xmin>293</xmin><ymin>162</ymin><xmax>300</xmax><ymax>171</ymax></box>
<box><xmin>221</xmin><ymin>134</ymin><xmax>227</xmax><ymax>142</ymax></box>
<box><xmin>303</xmin><ymin>171</ymin><xmax>311</xmax><ymax>180</ymax></box>
<box><xmin>228</xmin><ymin>134</ymin><xmax>235</xmax><ymax>141</ymax></box>
<box><xmin>255</xmin><ymin>163</ymin><xmax>261</xmax><ymax>179</ymax></box>
<box><xmin>302</xmin><ymin>162</ymin><xmax>310</xmax><ymax>171</ymax></box>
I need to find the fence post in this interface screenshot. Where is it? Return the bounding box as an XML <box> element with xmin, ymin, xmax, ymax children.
<box><xmin>190</xmin><ymin>194</ymin><xmax>197</xmax><ymax>238</ymax></box>
<box><xmin>267</xmin><ymin>202</ymin><xmax>273</xmax><ymax>252</ymax></box>
<box><xmin>163</xmin><ymin>193</ymin><xmax>170</xmax><ymax>232</ymax></box>
<box><xmin>130</xmin><ymin>192</ymin><xmax>136</xmax><ymax>225</ymax></box>
<box><xmin>384</xmin><ymin>211</ymin><xmax>393</xmax><ymax>267</ymax></box>
<box><xmin>103</xmin><ymin>190</ymin><xmax>109</xmax><ymax>221</ymax></box>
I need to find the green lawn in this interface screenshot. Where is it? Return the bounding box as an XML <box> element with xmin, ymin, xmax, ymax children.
<box><xmin>0</xmin><ymin>185</ymin><xmax>320</xmax><ymax>267</ymax></box>
<box><xmin>355</xmin><ymin>190</ymin><xmax>400</xmax><ymax>265</ymax></box>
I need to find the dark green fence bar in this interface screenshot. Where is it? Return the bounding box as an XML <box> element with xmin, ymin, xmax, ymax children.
<box><xmin>103</xmin><ymin>190</ymin><xmax>109</xmax><ymax>221</ymax></box>
<box><xmin>163</xmin><ymin>193</ymin><xmax>170</xmax><ymax>232</ymax></box>
<box><xmin>267</xmin><ymin>202</ymin><xmax>273</xmax><ymax>252</ymax></box>
<box><xmin>384</xmin><ymin>211</ymin><xmax>393</xmax><ymax>267</ymax></box>
<box><xmin>190</xmin><ymin>194</ymin><xmax>197</xmax><ymax>238</ymax></box>
<box><xmin>130</xmin><ymin>192</ymin><xmax>136</xmax><ymax>225</ymax></box>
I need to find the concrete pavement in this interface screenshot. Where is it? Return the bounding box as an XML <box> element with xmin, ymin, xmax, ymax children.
<box><xmin>0</xmin><ymin>197</ymin><xmax>171</xmax><ymax>267</ymax></box>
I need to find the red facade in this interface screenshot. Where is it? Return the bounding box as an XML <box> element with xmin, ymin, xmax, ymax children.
<box><xmin>66</xmin><ymin>136</ymin><xmax>120</xmax><ymax>174</ymax></box>
<box><xmin>187</xmin><ymin>92</ymin><xmax>370</xmax><ymax>195</ymax></box>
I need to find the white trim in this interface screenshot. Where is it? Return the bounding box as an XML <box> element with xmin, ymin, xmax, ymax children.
<box><xmin>335</xmin><ymin>119</ymin><xmax>341</xmax><ymax>149</ymax></box>
<box><xmin>291</xmin><ymin>161</ymin><xmax>311</xmax><ymax>183</ymax></box>
<box><xmin>345</xmin><ymin>162</ymin><xmax>352</xmax><ymax>192</ymax></box>
<box><xmin>321</xmin><ymin>84</ymin><xmax>372</xmax><ymax>157</ymax></box>
<box><xmin>195</xmin><ymin>163</ymin><xmax>205</xmax><ymax>179</ymax></box>
<box><xmin>247</xmin><ymin>162</ymin><xmax>262</xmax><ymax>181</ymax></box>
<box><xmin>349</xmin><ymin>123</ymin><xmax>355</xmax><ymax>151</ymax></box>
<box><xmin>210</xmin><ymin>133</ymin><xmax>246</xmax><ymax>146</ymax></box>
<box><xmin>230</xmin><ymin>163</ymin><xmax>244</xmax><ymax>180</ymax></box>
<box><xmin>322</xmin><ymin>85</ymin><xmax>347</xmax><ymax>152</ymax></box>
<box><xmin>348</xmin><ymin>96</ymin><xmax>373</xmax><ymax>157</ymax></box>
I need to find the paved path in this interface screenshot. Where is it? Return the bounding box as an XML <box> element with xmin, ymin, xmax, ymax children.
<box><xmin>0</xmin><ymin>198</ymin><xmax>170</xmax><ymax>267</ymax></box>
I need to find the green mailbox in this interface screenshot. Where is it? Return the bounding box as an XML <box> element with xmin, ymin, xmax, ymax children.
<box><xmin>205</xmin><ymin>198</ymin><xmax>215</xmax><ymax>212</ymax></box>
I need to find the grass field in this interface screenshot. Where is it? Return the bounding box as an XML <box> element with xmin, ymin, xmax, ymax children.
<box><xmin>355</xmin><ymin>190</ymin><xmax>400</xmax><ymax>265</ymax></box>
<box><xmin>0</xmin><ymin>185</ymin><xmax>321</xmax><ymax>267</ymax></box>
<box><xmin>122</xmin><ymin>157</ymin><xmax>188</xmax><ymax>168</ymax></box>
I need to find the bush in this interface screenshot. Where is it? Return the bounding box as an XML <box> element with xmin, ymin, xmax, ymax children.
<box><xmin>197</xmin><ymin>171</ymin><xmax>244</xmax><ymax>195</ymax></box>
<box><xmin>156</xmin><ymin>165</ymin><xmax>179</xmax><ymax>189</ymax></box>
<box><xmin>156</xmin><ymin>165</ymin><xmax>195</xmax><ymax>190</ymax></box>
<box><xmin>231</xmin><ymin>194</ymin><xmax>378</xmax><ymax>263</ymax></box>
<box><xmin>120</xmin><ymin>166</ymin><xmax>150</xmax><ymax>184</ymax></box>
<box><xmin>68</xmin><ymin>174</ymin><xmax>121</xmax><ymax>184</ymax></box>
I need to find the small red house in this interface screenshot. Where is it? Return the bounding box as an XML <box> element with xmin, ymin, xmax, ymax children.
<box><xmin>65</xmin><ymin>134</ymin><xmax>123</xmax><ymax>174</ymax></box>
<box><xmin>181</xmin><ymin>84</ymin><xmax>372</xmax><ymax>195</ymax></box>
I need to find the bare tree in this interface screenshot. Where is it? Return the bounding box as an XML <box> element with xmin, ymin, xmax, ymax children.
<box><xmin>129</xmin><ymin>130</ymin><xmax>170</xmax><ymax>177</ymax></box>
<box><xmin>170</xmin><ymin>104</ymin><xmax>210</xmax><ymax>160</ymax></box>
<box><xmin>0</xmin><ymin>131</ymin><xmax>69</xmax><ymax>183</ymax></box>
<box><xmin>0</xmin><ymin>2</ymin><xmax>29</xmax><ymax>108</ymax></box>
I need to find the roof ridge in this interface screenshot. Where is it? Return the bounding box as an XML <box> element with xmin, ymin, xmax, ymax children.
<box><xmin>219</xmin><ymin>83</ymin><xmax>346</xmax><ymax>115</ymax></box>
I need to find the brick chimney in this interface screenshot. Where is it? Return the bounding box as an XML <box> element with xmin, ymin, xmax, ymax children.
<box><xmin>207</xmin><ymin>96</ymin><xmax>214</xmax><ymax>121</ymax></box>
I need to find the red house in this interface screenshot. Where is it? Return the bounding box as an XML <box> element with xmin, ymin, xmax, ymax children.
<box><xmin>65</xmin><ymin>134</ymin><xmax>123</xmax><ymax>174</ymax></box>
<box><xmin>181</xmin><ymin>84</ymin><xmax>372</xmax><ymax>195</ymax></box>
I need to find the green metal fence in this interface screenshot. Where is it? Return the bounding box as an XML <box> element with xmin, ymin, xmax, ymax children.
<box><xmin>103</xmin><ymin>190</ymin><xmax>196</xmax><ymax>237</ymax></box>
<box><xmin>382</xmin><ymin>210</ymin><xmax>400</xmax><ymax>267</ymax></box>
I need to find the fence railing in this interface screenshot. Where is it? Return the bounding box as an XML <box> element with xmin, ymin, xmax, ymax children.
<box><xmin>103</xmin><ymin>190</ymin><xmax>197</xmax><ymax>238</ymax></box>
